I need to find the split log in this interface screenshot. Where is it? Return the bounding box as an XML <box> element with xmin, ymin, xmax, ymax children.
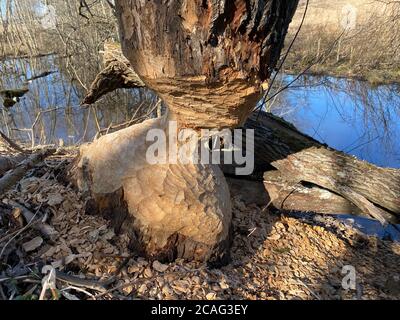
<box><xmin>0</xmin><ymin>148</ymin><xmax>55</xmax><ymax>195</ymax></box>
<box><xmin>71</xmin><ymin>0</ymin><xmax>299</xmax><ymax>264</ymax></box>
<box><xmin>82</xmin><ymin>42</ymin><xmax>145</xmax><ymax>105</ymax></box>
<box><xmin>237</xmin><ymin>112</ymin><xmax>400</xmax><ymax>223</ymax></box>
<box><xmin>264</xmin><ymin>171</ymin><xmax>364</xmax><ymax>217</ymax></box>
<box><xmin>269</xmin><ymin>147</ymin><xmax>399</xmax><ymax>225</ymax></box>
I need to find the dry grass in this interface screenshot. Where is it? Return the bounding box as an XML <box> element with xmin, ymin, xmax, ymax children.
<box><xmin>285</xmin><ymin>0</ymin><xmax>400</xmax><ymax>84</ymax></box>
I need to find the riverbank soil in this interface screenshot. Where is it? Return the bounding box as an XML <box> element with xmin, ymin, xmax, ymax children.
<box><xmin>1</xmin><ymin>148</ymin><xmax>399</xmax><ymax>300</ymax></box>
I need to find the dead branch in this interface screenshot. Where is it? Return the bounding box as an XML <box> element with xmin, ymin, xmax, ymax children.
<box><xmin>0</xmin><ymin>148</ymin><xmax>56</xmax><ymax>195</ymax></box>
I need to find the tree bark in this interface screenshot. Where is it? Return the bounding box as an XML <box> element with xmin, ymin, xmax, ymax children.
<box><xmin>115</xmin><ymin>0</ymin><xmax>299</xmax><ymax>129</ymax></box>
<box><xmin>71</xmin><ymin>0</ymin><xmax>299</xmax><ymax>263</ymax></box>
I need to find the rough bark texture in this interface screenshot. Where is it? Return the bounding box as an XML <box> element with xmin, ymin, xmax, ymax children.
<box><xmin>270</xmin><ymin>147</ymin><xmax>400</xmax><ymax>224</ymax></box>
<box><xmin>115</xmin><ymin>0</ymin><xmax>299</xmax><ymax>129</ymax></box>
<box><xmin>263</xmin><ymin>171</ymin><xmax>364</xmax><ymax>217</ymax></box>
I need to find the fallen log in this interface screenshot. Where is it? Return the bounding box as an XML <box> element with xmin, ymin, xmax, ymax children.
<box><xmin>0</xmin><ymin>148</ymin><xmax>55</xmax><ymax>195</ymax></box>
<box><xmin>238</xmin><ymin>112</ymin><xmax>400</xmax><ymax>223</ymax></box>
<box><xmin>269</xmin><ymin>147</ymin><xmax>399</xmax><ymax>225</ymax></box>
<box><xmin>0</xmin><ymin>154</ymin><xmax>26</xmax><ymax>176</ymax></box>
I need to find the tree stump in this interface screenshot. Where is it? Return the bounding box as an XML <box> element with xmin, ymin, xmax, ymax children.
<box><xmin>70</xmin><ymin>0</ymin><xmax>299</xmax><ymax>263</ymax></box>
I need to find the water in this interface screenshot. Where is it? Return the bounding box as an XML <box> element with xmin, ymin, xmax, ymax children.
<box><xmin>0</xmin><ymin>55</ymin><xmax>158</xmax><ymax>147</ymax></box>
<box><xmin>270</xmin><ymin>75</ymin><xmax>400</xmax><ymax>168</ymax></box>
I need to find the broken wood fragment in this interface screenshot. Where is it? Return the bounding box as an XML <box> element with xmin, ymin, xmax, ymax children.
<box><xmin>4</xmin><ymin>199</ymin><xmax>57</xmax><ymax>239</ymax></box>
<box><xmin>0</xmin><ymin>148</ymin><xmax>55</xmax><ymax>195</ymax></box>
<box><xmin>82</xmin><ymin>42</ymin><xmax>145</xmax><ymax>105</ymax></box>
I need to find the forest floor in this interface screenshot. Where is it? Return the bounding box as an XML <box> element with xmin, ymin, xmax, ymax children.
<box><xmin>1</xmin><ymin>147</ymin><xmax>400</xmax><ymax>300</ymax></box>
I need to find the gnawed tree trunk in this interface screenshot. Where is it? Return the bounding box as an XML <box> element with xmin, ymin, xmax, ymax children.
<box><xmin>78</xmin><ymin>41</ymin><xmax>400</xmax><ymax>229</ymax></box>
<box><xmin>71</xmin><ymin>0</ymin><xmax>300</xmax><ymax>264</ymax></box>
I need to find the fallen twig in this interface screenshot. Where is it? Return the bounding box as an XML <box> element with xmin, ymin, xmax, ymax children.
<box><xmin>0</xmin><ymin>205</ymin><xmax>42</xmax><ymax>260</ymax></box>
<box><xmin>4</xmin><ymin>200</ymin><xmax>57</xmax><ymax>239</ymax></box>
<box><xmin>0</xmin><ymin>130</ymin><xmax>27</xmax><ymax>154</ymax></box>
<box><xmin>55</xmin><ymin>271</ymin><xmax>108</xmax><ymax>293</ymax></box>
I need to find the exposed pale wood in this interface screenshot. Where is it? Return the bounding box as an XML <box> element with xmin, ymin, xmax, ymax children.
<box><xmin>0</xmin><ymin>148</ymin><xmax>55</xmax><ymax>195</ymax></box>
<box><xmin>70</xmin><ymin>117</ymin><xmax>232</xmax><ymax>264</ymax></box>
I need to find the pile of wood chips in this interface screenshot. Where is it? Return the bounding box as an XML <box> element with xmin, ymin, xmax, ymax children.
<box><xmin>1</xmin><ymin>149</ymin><xmax>400</xmax><ymax>300</ymax></box>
